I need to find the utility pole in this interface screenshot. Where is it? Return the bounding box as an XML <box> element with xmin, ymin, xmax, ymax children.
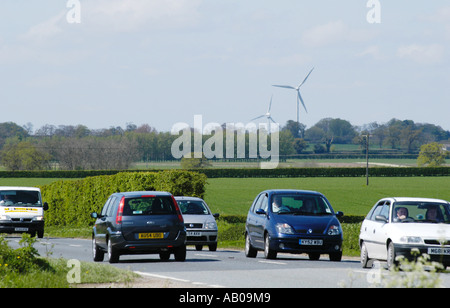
<box><xmin>363</xmin><ymin>134</ymin><xmax>370</xmax><ymax>186</ymax></box>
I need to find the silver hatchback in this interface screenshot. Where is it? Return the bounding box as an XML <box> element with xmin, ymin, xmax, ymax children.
<box><xmin>175</xmin><ymin>196</ymin><xmax>219</xmax><ymax>251</ymax></box>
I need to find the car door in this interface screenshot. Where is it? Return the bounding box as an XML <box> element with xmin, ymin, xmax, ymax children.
<box><xmin>369</xmin><ymin>201</ymin><xmax>391</xmax><ymax>259</ymax></box>
<box><xmin>95</xmin><ymin>196</ymin><xmax>115</xmax><ymax>248</ymax></box>
<box><xmin>246</xmin><ymin>193</ymin><xmax>266</xmax><ymax>249</ymax></box>
<box><xmin>362</xmin><ymin>201</ymin><xmax>389</xmax><ymax>259</ymax></box>
<box><xmin>253</xmin><ymin>193</ymin><xmax>269</xmax><ymax>249</ymax></box>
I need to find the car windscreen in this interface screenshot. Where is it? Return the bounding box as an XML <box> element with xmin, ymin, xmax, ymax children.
<box><xmin>177</xmin><ymin>200</ymin><xmax>209</xmax><ymax>215</ymax></box>
<box><xmin>392</xmin><ymin>201</ymin><xmax>450</xmax><ymax>223</ymax></box>
<box><xmin>123</xmin><ymin>196</ymin><xmax>176</xmax><ymax>216</ymax></box>
<box><xmin>271</xmin><ymin>194</ymin><xmax>333</xmax><ymax>215</ymax></box>
<box><xmin>0</xmin><ymin>190</ymin><xmax>42</xmax><ymax>207</ymax></box>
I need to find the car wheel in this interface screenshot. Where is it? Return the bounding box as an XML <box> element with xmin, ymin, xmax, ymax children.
<box><xmin>360</xmin><ymin>242</ymin><xmax>370</xmax><ymax>268</ymax></box>
<box><xmin>174</xmin><ymin>245</ymin><xmax>186</xmax><ymax>261</ymax></box>
<box><xmin>195</xmin><ymin>245</ymin><xmax>203</xmax><ymax>251</ymax></box>
<box><xmin>264</xmin><ymin>233</ymin><xmax>277</xmax><ymax>259</ymax></box>
<box><xmin>329</xmin><ymin>252</ymin><xmax>342</xmax><ymax>262</ymax></box>
<box><xmin>245</xmin><ymin>233</ymin><xmax>257</xmax><ymax>258</ymax></box>
<box><xmin>308</xmin><ymin>253</ymin><xmax>320</xmax><ymax>260</ymax></box>
<box><xmin>159</xmin><ymin>252</ymin><xmax>170</xmax><ymax>261</ymax></box>
<box><xmin>387</xmin><ymin>242</ymin><xmax>397</xmax><ymax>270</ymax></box>
<box><xmin>107</xmin><ymin>238</ymin><xmax>119</xmax><ymax>263</ymax></box>
<box><xmin>92</xmin><ymin>237</ymin><xmax>104</xmax><ymax>262</ymax></box>
<box><xmin>208</xmin><ymin>243</ymin><xmax>217</xmax><ymax>251</ymax></box>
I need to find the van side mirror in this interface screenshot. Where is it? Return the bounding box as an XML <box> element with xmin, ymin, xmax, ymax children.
<box><xmin>43</xmin><ymin>202</ymin><xmax>49</xmax><ymax>211</ymax></box>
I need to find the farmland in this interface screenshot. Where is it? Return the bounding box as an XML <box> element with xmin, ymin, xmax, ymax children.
<box><xmin>0</xmin><ymin>176</ymin><xmax>448</xmax><ymax>218</ymax></box>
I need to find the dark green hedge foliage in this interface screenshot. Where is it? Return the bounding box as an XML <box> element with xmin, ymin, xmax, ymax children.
<box><xmin>1</xmin><ymin>167</ymin><xmax>449</xmax><ymax>179</ymax></box>
<box><xmin>39</xmin><ymin>170</ymin><xmax>207</xmax><ymax>227</ymax></box>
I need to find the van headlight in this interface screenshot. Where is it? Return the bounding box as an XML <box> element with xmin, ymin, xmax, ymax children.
<box><xmin>33</xmin><ymin>216</ymin><xmax>44</xmax><ymax>221</ymax></box>
<box><xmin>0</xmin><ymin>215</ymin><xmax>11</xmax><ymax>221</ymax></box>
<box><xmin>205</xmin><ymin>221</ymin><xmax>217</xmax><ymax>230</ymax></box>
<box><xmin>399</xmin><ymin>236</ymin><xmax>423</xmax><ymax>244</ymax></box>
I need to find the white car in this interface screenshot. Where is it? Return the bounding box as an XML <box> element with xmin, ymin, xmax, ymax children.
<box><xmin>175</xmin><ymin>196</ymin><xmax>219</xmax><ymax>251</ymax></box>
<box><xmin>359</xmin><ymin>197</ymin><xmax>450</xmax><ymax>269</ymax></box>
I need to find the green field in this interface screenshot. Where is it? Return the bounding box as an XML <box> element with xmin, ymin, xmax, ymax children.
<box><xmin>203</xmin><ymin>177</ymin><xmax>450</xmax><ymax>217</ymax></box>
<box><xmin>0</xmin><ymin>177</ymin><xmax>448</xmax><ymax>217</ymax></box>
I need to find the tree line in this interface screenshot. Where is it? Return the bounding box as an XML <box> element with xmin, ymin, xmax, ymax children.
<box><xmin>0</xmin><ymin>118</ymin><xmax>448</xmax><ymax>171</ymax></box>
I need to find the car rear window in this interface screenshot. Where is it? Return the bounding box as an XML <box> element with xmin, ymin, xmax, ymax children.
<box><xmin>123</xmin><ymin>196</ymin><xmax>176</xmax><ymax>216</ymax></box>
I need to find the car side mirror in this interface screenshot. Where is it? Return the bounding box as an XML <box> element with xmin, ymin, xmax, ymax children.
<box><xmin>213</xmin><ymin>213</ymin><xmax>220</xmax><ymax>218</ymax></box>
<box><xmin>335</xmin><ymin>211</ymin><xmax>344</xmax><ymax>217</ymax></box>
<box><xmin>90</xmin><ymin>212</ymin><xmax>99</xmax><ymax>219</ymax></box>
<box><xmin>375</xmin><ymin>215</ymin><xmax>388</xmax><ymax>223</ymax></box>
<box><xmin>43</xmin><ymin>202</ymin><xmax>49</xmax><ymax>211</ymax></box>
<box><xmin>256</xmin><ymin>209</ymin><xmax>266</xmax><ymax>215</ymax></box>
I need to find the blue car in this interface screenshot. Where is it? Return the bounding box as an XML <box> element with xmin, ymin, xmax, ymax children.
<box><xmin>245</xmin><ymin>190</ymin><xmax>344</xmax><ymax>261</ymax></box>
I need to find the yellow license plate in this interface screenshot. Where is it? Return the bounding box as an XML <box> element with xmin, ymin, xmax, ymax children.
<box><xmin>138</xmin><ymin>233</ymin><xmax>164</xmax><ymax>239</ymax></box>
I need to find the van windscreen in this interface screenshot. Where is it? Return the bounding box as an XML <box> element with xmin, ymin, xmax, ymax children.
<box><xmin>0</xmin><ymin>190</ymin><xmax>41</xmax><ymax>207</ymax></box>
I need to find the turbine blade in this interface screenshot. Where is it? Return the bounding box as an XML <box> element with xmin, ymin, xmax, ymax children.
<box><xmin>267</xmin><ymin>95</ymin><xmax>273</xmax><ymax>112</ymax></box>
<box><xmin>268</xmin><ymin>116</ymin><xmax>277</xmax><ymax>124</ymax></box>
<box><xmin>251</xmin><ymin>115</ymin><xmax>265</xmax><ymax>121</ymax></box>
<box><xmin>272</xmin><ymin>85</ymin><xmax>295</xmax><ymax>89</ymax></box>
<box><xmin>297</xmin><ymin>91</ymin><xmax>308</xmax><ymax>113</ymax></box>
<box><xmin>299</xmin><ymin>67</ymin><xmax>314</xmax><ymax>87</ymax></box>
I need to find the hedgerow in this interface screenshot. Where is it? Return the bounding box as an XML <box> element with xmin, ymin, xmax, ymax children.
<box><xmin>39</xmin><ymin>170</ymin><xmax>207</xmax><ymax>227</ymax></box>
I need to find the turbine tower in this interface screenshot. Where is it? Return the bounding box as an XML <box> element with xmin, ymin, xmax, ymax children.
<box><xmin>272</xmin><ymin>67</ymin><xmax>314</xmax><ymax>124</ymax></box>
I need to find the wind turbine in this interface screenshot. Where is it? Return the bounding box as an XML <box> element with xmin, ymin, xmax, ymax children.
<box><xmin>251</xmin><ymin>95</ymin><xmax>277</xmax><ymax>134</ymax></box>
<box><xmin>272</xmin><ymin>67</ymin><xmax>314</xmax><ymax>124</ymax></box>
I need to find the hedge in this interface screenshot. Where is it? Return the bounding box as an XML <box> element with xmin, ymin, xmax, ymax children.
<box><xmin>39</xmin><ymin>170</ymin><xmax>207</xmax><ymax>227</ymax></box>
<box><xmin>2</xmin><ymin>167</ymin><xmax>449</xmax><ymax>179</ymax></box>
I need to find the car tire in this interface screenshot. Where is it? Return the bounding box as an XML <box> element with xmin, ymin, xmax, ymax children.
<box><xmin>387</xmin><ymin>241</ymin><xmax>397</xmax><ymax>270</ymax></box>
<box><xmin>107</xmin><ymin>238</ymin><xmax>120</xmax><ymax>263</ymax></box>
<box><xmin>92</xmin><ymin>237</ymin><xmax>104</xmax><ymax>262</ymax></box>
<box><xmin>174</xmin><ymin>245</ymin><xmax>186</xmax><ymax>261</ymax></box>
<box><xmin>329</xmin><ymin>252</ymin><xmax>342</xmax><ymax>262</ymax></box>
<box><xmin>308</xmin><ymin>253</ymin><xmax>320</xmax><ymax>260</ymax></box>
<box><xmin>195</xmin><ymin>245</ymin><xmax>203</xmax><ymax>251</ymax></box>
<box><xmin>208</xmin><ymin>243</ymin><xmax>217</xmax><ymax>251</ymax></box>
<box><xmin>360</xmin><ymin>242</ymin><xmax>370</xmax><ymax>268</ymax></box>
<box><xmin>245</xmin><ymin>233</ymin><xmax>257</xmax><ymax>258</ymax></box>
<box><xmin>159</xmin><ymin>252</ymin><xmax>170</xmax><ymax>261</ymax></box>
<box><xmin>264</xmin><ymin>233</ymin><xmax>277</xmax><ymax>259</ymax></box>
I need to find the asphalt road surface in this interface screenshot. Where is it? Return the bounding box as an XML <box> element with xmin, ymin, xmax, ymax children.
<box><xmin>7</xmin><ymin>236</ymin><xmax>450</xmax><ymax>288</ymax></box>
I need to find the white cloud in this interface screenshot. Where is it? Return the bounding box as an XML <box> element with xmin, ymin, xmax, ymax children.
<box><xmin>84</xmin><ymin>0</ymin><xmax>202</xmax><ymax>32</ymax></box>
<box><xmin>21</xmin><ymin>11</ymin><xmax>66</xmax><ymax>42</ymax></box>
<box><xmin>302</xmin><ymin>20</ymin><xmax>374</xmax><ymax>47</ymax></box>
<box><xmin>397</xmin><ymin>44</ymin><xmax>444</xmax><ymax>64</ymax></box>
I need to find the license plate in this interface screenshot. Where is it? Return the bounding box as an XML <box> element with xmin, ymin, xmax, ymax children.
<box><xmin>15</xmin><ymin>227</ymin><xmax>28</xmax><ymax>232</ymax></box>
<box><xmin>138</xmin><ymin>233</ymin><xmax>164</xmax><ymax>239</ymax></box>
<box><xmin>187</xmin><ymin>231</ymin><xmax>201</xmax><ymax>236</ymax></box>
<box><xmin>300</xmin><ymin>239</ymin><xmax>323</xmax><ymax>246</ymax></box>
<box><xmin>428</xmin><ymin>247</ymin><xmax>450</xmax><ymax>255</ymax></box>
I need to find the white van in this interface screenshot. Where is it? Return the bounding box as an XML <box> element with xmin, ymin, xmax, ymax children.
<box><xmin>0</xmin><ymin>187</ymin><xmax>48</xmax><ymax>238</ymax></box>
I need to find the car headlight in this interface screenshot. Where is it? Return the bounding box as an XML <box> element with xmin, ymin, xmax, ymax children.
<box><xmin>327</xmin><ymin>225</ymin><xmax>342</xmax><ymax>236</ymax></box>
<box><xmin>205</xmin><ymin>221</ymin><xmax>217</xmax><ymax>230</ymax></box>
<box><xmin>276</xmin><ymin>223</ymin><xmax>295</xmax><ymax>235</ymax></box>
<box><xmin>399</xmin><ymin>236</ymin><xmax>423</xmax><ymax>244</ymax></box>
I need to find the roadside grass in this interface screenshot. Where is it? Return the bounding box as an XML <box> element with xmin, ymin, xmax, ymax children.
<box><xmin>0</xmin><ymin>234</ymin><xmax>138</xmax><ymax>288</ymax></box>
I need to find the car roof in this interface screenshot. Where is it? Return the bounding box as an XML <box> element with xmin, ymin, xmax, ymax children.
<box><xmin>114</xmin><ymin>191</ymin><xmax>173</xmax><ymax>197</ymax></box>
<box><xmin>174</xmin><ymin>196</ymin><xmax>204</xmax><ymax>201</ymax></box>
<box><xmin>263</xmin><ymin>189</ymin><xmax>323</xmax><ymax>195</ymax></box>
<box><xmin>0</xmin><ymin>186</ymin><xmax>40</xmax><ymax>192</ymax></box>
<box><xmin>384</xmin><ymin>197</ymin><xmax>449</xmax><ymax>204</ymax></box>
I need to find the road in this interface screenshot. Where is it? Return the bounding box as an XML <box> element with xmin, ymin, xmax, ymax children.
<box><xmin>7</xmin><ymin>236</ymin><xmax>450</xmax><ymax>288</ymax></box>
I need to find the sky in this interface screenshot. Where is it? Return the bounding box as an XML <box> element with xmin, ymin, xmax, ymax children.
<box><xmin>1</xmin><ymin>0</ymin><xmax>450</xmax><ymax>133</ymax></box>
